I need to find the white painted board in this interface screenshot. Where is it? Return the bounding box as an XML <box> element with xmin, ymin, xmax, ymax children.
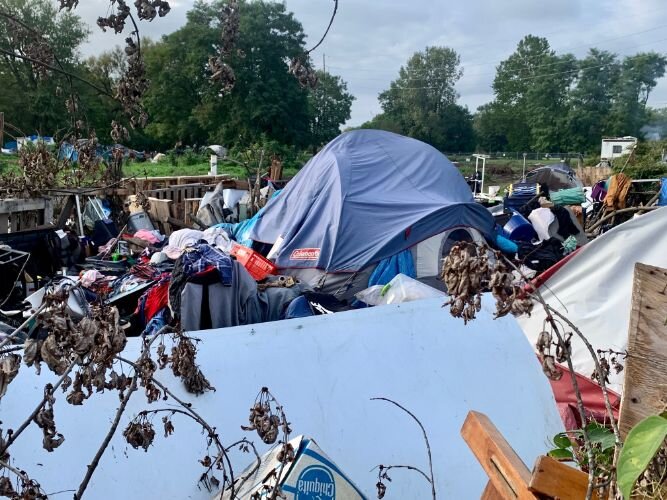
<box><xmin>1</xmin><ymin>296</ymin><xmax>562</xmax><ymax>499</ymax></box>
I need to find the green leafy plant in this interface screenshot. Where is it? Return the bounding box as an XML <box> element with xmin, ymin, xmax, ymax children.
<box><xmin>548</xmin><ymin>422</ymin><xmax>615</xmax><ymax>476</ymax></box>
<box><xmin>617</xmin><ymin>413</ymin><xmax>667</xmax><ymax>499</ymax></box>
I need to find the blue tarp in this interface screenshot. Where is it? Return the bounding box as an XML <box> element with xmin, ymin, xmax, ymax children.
<box><xmin>214</xmin><ymin>190</ymin><xmax>281</xmax><ymax>246</ymax></box>
<box><xmin>659</xmin><ymin>177</ymin><xmax>667</xmax><ymax>207</ymax></box>
<box><xmin>250</xmin><ymin>130</ymin><xmax>494</xmax><ymax>272</ymax></box>
<box><xmin>368</xmin><ymin>250</ymin><xmax>416</xmax><ymax>287</ymax></box>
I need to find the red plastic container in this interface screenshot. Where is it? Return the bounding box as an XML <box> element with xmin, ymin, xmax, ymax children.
<box><xmin>230</xmin><ymin>243</ymin><xmax>277</xmax><ymax>281</ymax></box>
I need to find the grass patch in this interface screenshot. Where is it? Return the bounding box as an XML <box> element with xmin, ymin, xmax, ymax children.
<box><xmin>122</xmin><ymin>160</ymin><xmax>301</xmax><ymax>179</ymax></box>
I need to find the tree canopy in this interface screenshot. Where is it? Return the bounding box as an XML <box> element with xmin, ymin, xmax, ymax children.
<box><xmin>1</xmin><ymin>0</ymin><xmax>666</xmax><ymax>160</ymax></box>
<box><xmin>139</xmin><ymin>0</ymin><xmax>353</xmax><ymax>151</ymax></box>
<box><xmin>0</xmin><ymin>0</ymin><xmax>89</xmax><ymax>135</ymax></box>
<box><xmin>367</xmin><ymin>46</ymin><xmax>475</xmax><ymax>152</ymax></box>
<box><xmin>475</xmin><ymin>36</ymin><xmax>667</xmax><ymax>153</ymax></box>
<box><xmin>0</xmin><ymin>0</ymin><xmax>354</xmax><ymax>155</ymax></box>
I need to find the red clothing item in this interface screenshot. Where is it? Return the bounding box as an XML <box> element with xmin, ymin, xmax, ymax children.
<box><xmin>144</xmin><ymin>279</ymin><xmax>170</xmax><ymax>322</ymax></box>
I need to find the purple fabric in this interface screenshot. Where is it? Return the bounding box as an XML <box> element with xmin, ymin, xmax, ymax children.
<box><xmin>591</xmin><ymin>180</ymin><xmax>607</xmax><ymax>203</ymax></box>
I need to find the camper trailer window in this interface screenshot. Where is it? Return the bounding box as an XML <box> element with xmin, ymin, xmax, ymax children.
<box><xmin>612</xmin><ymin>145</ymin><xmax>622</xmax><ymax>154</ymax></box>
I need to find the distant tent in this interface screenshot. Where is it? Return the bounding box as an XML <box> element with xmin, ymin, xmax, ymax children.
<box><xmin>251</xmin><ymin>130</ymin><xmax>494</xmax><ymax>275</ymax></box>
<box><xmin>524</xmin><ymin>163</ymin><xmax>582</xmax><ymax>192</ymax></box>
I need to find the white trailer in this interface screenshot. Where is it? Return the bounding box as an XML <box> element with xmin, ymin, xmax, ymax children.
<box><xmin>600</xmin><ymin>136</ymin><xmax>637</xmax><ymax>163</ymax></box>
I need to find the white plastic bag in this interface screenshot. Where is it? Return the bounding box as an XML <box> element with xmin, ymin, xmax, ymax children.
<box><xmin>355</xmin><ymin>274</ymin><xmax>445</xmax><ymax>306</ymax></box>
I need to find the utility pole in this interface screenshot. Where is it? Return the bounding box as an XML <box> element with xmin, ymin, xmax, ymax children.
<box><xmin>522</xmin><ymin>152</ymin><xmax>527</xmax><ymax>179</ymax></box>
<box><xmin>0</xmin><ymin>112</ymin><xmax>4</xmax><ymax>149</ymax></box>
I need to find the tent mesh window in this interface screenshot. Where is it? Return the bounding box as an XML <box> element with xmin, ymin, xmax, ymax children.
<box><xmin>440</xmin><ymin>229</ymin><xmax>474</xmax><ymax>264</ymax></box>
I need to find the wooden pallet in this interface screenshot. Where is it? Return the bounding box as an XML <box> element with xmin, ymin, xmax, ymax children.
<box><xmin>0</xmin><ymin>197</ymin><xmax>54</xmax><ymax>233</ymax></box>
<box><xmin>462</xmin><ymin>411</ymin><xmax>596</xmax><ymax>500</ymax></box>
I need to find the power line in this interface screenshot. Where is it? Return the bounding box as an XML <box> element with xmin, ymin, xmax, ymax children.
<box><xmin>348</xmin><ymin>49</ymin><xmax>667</xmax><ymax>93</ymax></box>
<box><xmin>327</xmin><ymin>22</ymin><xmax>667</xmax><ymax>78</ymax></box>
<box><xmin>330</xmin><ymin>35</ymin><xmax>667</xmax><ymax>84</ymax></box>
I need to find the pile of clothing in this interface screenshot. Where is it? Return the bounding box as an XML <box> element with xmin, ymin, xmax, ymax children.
<box><xmin>495</xmin><ymin>183</ymin><xmax>588</xmax><ymax>274</ymax></box>
<box><xmin>72</xmin><ymin>226</ymin><xmax>358</xmax><ymax>336</ymax></box>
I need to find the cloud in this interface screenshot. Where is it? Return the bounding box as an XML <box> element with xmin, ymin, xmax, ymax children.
<box><xmin>76</xmin><ymin>0</ymin><xmax>667</xmax><ymax>127</ymax></box>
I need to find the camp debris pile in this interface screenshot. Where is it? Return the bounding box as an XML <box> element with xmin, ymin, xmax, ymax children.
<box><xmin>488</xmin><ymin>165</ymin><xmax>667</xmax><ymax>276</ymax></box>
<box><xmin>0</xmin><ymin>192</ymin><xmax>366</xmax><ymax>341</ymax></box>
<box><xmin>0</xmin><ymin>131</ymin><xmax>665</xmax><ymax>343</ymax></box>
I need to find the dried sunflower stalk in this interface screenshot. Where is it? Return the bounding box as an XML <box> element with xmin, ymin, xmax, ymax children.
<box><xmin>441</xmin><ymin>242</ymin><xmax>533</xmax><ymax>323</ymax></box>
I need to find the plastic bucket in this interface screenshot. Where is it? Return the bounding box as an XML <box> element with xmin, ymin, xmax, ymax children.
<box><xmin>503</xmin><ymin>211</ymin><xmax>537</xmax><ymax>242</ymax></box>
<box><xmin>128</xmin><ymin>211</ymin><xmax>155</xmax><ymax>233</ymax></box>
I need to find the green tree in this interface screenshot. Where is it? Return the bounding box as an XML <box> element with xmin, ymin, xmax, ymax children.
<box><xmin>566</xmin><ymin>49</ymin><xmax>620</xmax><ymax>151</ymax></box>
<box><xmin>608</xmin><ymin>52</ymin><xmax>667</xmax><ymax>137</ymax></box>
<box><xmin>642</xmin><ymin>106</ymin><xmax>667</xmax><ymax>141</ymax></box>
<box><xmin>490</xmin><ymin>35</ymin><xmax>576</xmax><ymax>151</ymax></box>
<box><xmin>474</xmin><ymin>103</ymin><xmax>511</xmax><ymax>152</ymax></box>
<box><xmin>376</xmin><ymin>46</ymin><xmax>474</xmax><ymax>151</ymax></box>
<box><xmin>0</xmin><ymin>0</ymin><xmax>89</xmax><ymax>135</ymax></box>
<box><xmin>142</xmin><ymin>11</ymin><xmax>214</xmax><ymax>148</ymax></box>
<box><xmin>359</xmin><ymin>113</ymin><xmax>402</xmax><ymax>134</ymax></box>
<box><xmin>142</xmin><ymin>0</ymin><xmax>316</xmax><ymax>150</ymax></box>
<box><xmin>308</xmin><ymin>70</ymin><xmax>354</xmax><ymax>148</ymax></box>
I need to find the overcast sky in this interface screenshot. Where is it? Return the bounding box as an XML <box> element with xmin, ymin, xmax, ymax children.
<box><xmin>78</xmin><ymin>0</ymin><xmax>667</xmax><ymax>127</ymax></box>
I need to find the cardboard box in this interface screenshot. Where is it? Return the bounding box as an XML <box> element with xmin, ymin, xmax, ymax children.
<box><xmin>217</xmin><ymin>435</ymin><xmax>366</xmax><ymax>499</ymax></box>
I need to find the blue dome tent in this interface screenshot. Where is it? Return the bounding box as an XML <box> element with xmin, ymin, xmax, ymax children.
<box><xmin>250</xmin><ymin>130</ymin><xmax>495</xmax><ymax>296</ymax></box>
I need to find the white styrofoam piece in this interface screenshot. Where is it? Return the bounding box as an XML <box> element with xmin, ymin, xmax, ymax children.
<box><xmin>1</xmin><ymin>296</ymin><xmax>562</xmax><ymax>499</ymax></box>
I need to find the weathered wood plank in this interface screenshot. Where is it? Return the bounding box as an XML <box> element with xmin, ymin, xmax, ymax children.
<box><xmin>461</xmin><ymin>411</ymin><xmax>536</xmax><ymax>500</ymax></box>
<box><xmin>481</xmin><ymin>481</ymin><xmax>506</xmax><ymax>500</ymax></box>
<box><xmin>42</xmin><ymin>197</ymin><xmax>54</xmax><ymax>225</ymax></box>
<box><xmin>0</xmin><ymin>213</ymin><xmax>8</xmax><ymax>234</ymax></box>
<box><xmin>529</xmin><ymin>455</ymin><xmax>595</xmax><ymax>500</ymax></box>
<box><xmin>0</xmin><ymin>198</ymin><xmax>47</xmax><ymax>213</ymax></box>
<box><xmin>56</xmin><ymin>195</ymin><xmax>75</xmax><ymax>229</ymax></box>
<box><xmin>147</xmin><ymin>197</ymin><xmax>173</xmax><ymax>236</ymax></box>
<box><xmin>619</xmin><ymin>263</ymin><xmax>667</xmax><ymax>437</ymax></box>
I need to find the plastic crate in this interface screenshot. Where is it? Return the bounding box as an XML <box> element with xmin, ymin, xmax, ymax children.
<box><xmin>230</xmin><ymin>243</ymin><xmax>277</xmax><ymax>281</ymax></box>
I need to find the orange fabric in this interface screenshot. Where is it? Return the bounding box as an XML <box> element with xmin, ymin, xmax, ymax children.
<box><xmin>604</xmin><ymin>173</ymin><xmax>632</xmax><ymax>210</ymax></box>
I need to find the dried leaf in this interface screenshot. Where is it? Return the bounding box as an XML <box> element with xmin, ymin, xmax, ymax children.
<box><xmin>0</xmin><ymin>354</ymin><xmax>21</xmax><ymax>398</ymax></box>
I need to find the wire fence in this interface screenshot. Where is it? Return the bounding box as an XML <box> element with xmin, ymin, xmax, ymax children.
<box><xmin>443</xmin><ymin>151</ymin><xmax>587</xmax><ymax>162</ymax></box>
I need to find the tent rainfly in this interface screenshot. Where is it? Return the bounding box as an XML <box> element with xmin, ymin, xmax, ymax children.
<box><xmin>250</xmin><ymin>130</ymin><xmax>495</xmax><ymax>273</ymax></box>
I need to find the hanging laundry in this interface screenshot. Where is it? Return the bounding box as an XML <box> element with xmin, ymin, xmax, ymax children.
<box><xmin>604</xmin><ymin>173</ymin><xmax>632</xmax><ymax>210</ymax></box>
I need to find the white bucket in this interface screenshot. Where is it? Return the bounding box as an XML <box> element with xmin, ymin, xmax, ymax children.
<box><xmin>488</xmin><ymin>185</ymin><xmax>500</xmax><ymax>197</ymax></box>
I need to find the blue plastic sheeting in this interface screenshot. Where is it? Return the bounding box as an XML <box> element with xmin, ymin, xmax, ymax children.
<box><xmin>214</xmin><ymin>190</ymin><xmax>281</xmax><ymax>247</ymax></box>
<box><xmin>659</xmin><ymin>178</ymin><xmax>667</xmax><ymax>207</ymax></box>
<box><xmin>283</xmin><ymin>296</ymin><xmax>315</xmax><ymax>319</ymax></box>
<box><xmin>367</xmin><ymin>249</ymin><xmax>416</xmax><ymax>287</ymax></box>
<box><xmin>495</xmin><ymin>232</ymin><xmax>519</xmax><ymax>255</ymax></box>
<box><xmin>215</xmin><ymin>219</ymin><xmax>255</xmax><ymax>247</ymax></box>
<box><xmin>250</xmin><ymin>130</ymin><xmax>494</xmax><ymax>272</ymax></box>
